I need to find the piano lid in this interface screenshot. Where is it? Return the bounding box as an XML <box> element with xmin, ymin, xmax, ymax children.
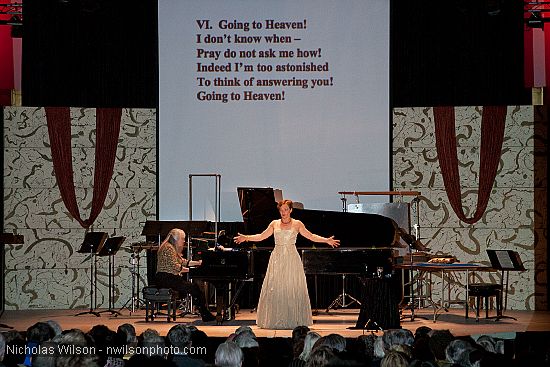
<box><xmin>238</xmin><ymin>187</ymin><xmax>279</xmax><ymax>228</ymax></box>
<box><xmin>237</xmin><ymin>187</ymin><xmax>399</xmax><ymax>248</ymax></box>
<box><xmin>292</xmin><ymin>207</ymin><xmax>398</xmax><ymax>248</ymax></box>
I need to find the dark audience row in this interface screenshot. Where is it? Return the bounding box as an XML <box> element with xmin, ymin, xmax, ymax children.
<box><xmin>1</xmin><ymin>321</ymin><xmax>549</xmax><ymax>367</ymax></box>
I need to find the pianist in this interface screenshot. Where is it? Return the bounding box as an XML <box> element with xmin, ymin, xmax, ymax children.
<box><xmin>234</xmin><ymin>199</ymin><xmax>340</xmax><ymax>329</ymax></box>
<box><xmin>155</xmin><ymin>228</ymin><xmax>216</xmax><ymax>322</ymax></box>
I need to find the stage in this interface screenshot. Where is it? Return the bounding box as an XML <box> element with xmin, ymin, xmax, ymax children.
<box><xmin>2</xmin><ymin>307</ymin><xmax>550</xmax><ymax>339</ymax></box>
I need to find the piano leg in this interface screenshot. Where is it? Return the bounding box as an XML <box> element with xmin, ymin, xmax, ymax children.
<box><xmin>216</xmin><ymin>293</ymin><xmax>225</xmax><ymax>325</ymax></box>
<box><xmin>312</xmin><ymin>275</ymin><xmax>319</xmax><ymax>316</ymax></box>
<box><xmin>211</xmin><ymin>281</ymin><xmax>235</xmax><ymax>325</ymax></box>
<box><xmin>226</xmin><ymin>281</ymin><xmax>247</xmax><ymax>319</ymax></box>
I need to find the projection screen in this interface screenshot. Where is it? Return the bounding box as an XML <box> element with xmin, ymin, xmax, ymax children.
<box><xmin>159</xmin><ymin>0</ymin><xmax>390</xmax><ymax>221</ymax></box>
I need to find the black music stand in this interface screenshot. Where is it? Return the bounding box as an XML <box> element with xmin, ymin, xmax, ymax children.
<box><xmin>75</xmin><ymin>232</ymin><xmax>108</xmax><ymax>317</ymax></box>
<box><xmin>141</xmin><ymin>221</ymin><xmax>164</xmax><ymax>245</ymax></box>
<box><xmin>97</xmin><ymin>236</ymin><xmax>125</xmax><ymax>316</ymax></box>
<box><xmin>486</xmin><ymin>249</ymin><xmax>525</xmax><ymax>321</ymax></box>
<box><xmin>0</xmin><ymin>233</ymin><xmax>24</xmax><ymax>329</ymax></box>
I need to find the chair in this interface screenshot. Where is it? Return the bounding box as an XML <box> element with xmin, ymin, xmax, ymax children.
<box><xmin>142</xmin><ymin>287</ymin><xmax>179</xmax><ymax>322</ymax></box>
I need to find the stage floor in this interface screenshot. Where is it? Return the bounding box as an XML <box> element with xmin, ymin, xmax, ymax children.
<box><xmin>2</xmin><ymin>307</ymin><xmax>550</xmax><ymax>339</ymax></box>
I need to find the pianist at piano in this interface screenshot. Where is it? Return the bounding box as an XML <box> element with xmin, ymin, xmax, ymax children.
<box><xmin>234</xmin><ymin>199</ymin><xmax>340</xmax><ymax>329</ymax></box>
<box><xmin>155</xmin><ymin>228</ymin><xmax>216</xmax><ymax>322</ymax></box>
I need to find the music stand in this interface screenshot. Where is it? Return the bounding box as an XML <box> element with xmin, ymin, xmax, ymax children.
<box><xmin>0</xmin><ymin>233</ymin><xmax>24</xmax><ymax>329</ymax></box>
<box><xmin>75</xmin><ymin>232</ymin><xmax>108</xmax><ymax>317</ymax></box>
<box><xmin>486</xmin><ymin>249</ymin><xmax>525</xmax><ymax>321</ymax></box>
<box><xmin>141</xmin><ymin>221</ymin><xmax>164</xmax><ymax>244</ymax></box>
<box><xmin>97</xmin><ymin>236</ymin><xmax>125</xmax><ymax>316</ymax></box>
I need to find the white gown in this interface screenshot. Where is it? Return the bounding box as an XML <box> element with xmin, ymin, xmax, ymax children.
<box><xmin>256</xmin><ymin>227</ymin><xmax>313</xmax><ymax>329</ymax></box>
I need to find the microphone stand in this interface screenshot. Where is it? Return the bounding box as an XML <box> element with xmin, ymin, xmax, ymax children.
<box><xmin>400</xmin><ymin>229</ymin><xmax>428</xmax><ymax>322</ymax></box>
<box><xmin>407</xmin><ymin>241</ymin><xmax>417</xmax><ymax>321</ymax></box>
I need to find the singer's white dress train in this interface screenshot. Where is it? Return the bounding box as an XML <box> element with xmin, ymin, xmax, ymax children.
<box><xmin>256</xmin><ymin>227</ymin><xmax>313</xmax><ymax>329</ymax></box>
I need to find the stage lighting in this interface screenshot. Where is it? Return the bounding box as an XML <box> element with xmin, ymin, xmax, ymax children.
<box><xmin>526</xmin><ymin>11</ymin><xmax>550</xmax><ymax>28</ymax></box>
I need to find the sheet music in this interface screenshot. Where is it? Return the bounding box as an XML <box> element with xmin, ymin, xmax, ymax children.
<box><xmin>495</xmin><ymin>250</ymin><xmax>514</xmax><ymax>269</ymax></box>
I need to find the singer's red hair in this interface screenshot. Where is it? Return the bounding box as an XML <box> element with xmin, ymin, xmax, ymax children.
<box><xmin>277</xmin><ymin>199</ymin><xmax>293</xmax><ymax>210</ymax></box>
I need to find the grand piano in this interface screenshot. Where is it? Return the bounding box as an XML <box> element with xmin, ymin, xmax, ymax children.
<box><xmin>147</xmin><ymin>188</ymin><xmax>406</xmax><ymax>324</ymax></box>
<box><xmin>185</xmin><ymin>187</ymin><xmax>402</xmax><ymax>322</ymax></box>
<box><xmin>237</xmin><ymin>187</ymin><xmax>399</xmax><ymax>249</ymax></box>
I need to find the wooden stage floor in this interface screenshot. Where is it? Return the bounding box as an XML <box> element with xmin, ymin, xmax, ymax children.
<box><xmin>2</xmin><ymin>307</ymin><xmax>550</xmax><ymax>339</ymax></box>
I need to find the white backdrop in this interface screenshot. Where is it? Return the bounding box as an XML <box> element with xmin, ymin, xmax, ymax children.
<box><xmin>158</xmin><ymin>0</ymin><xmax>390</xmax><ymax>221</ymax></box>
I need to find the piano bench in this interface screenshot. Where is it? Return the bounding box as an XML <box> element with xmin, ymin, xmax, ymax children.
<box><xmin>468</xmin><ymin>283</ymin><xmax>502</xmax><ymax>322</ymax></box>
<box><xmin>142</xmin><ymin>287</ymin><xmax>179</xmax><ymax>322</ymax></box>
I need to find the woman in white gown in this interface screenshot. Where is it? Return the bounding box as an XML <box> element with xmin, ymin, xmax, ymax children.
<box><xmin>234</xmin><ymin>199</ymin><xmax>340</xmax><ymax>329</ymax></box>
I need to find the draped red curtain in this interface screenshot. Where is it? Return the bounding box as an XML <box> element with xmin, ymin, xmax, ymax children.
<box><xmin>45</xmin><ymin>107</ymin><xmax>122</xmax><ymax>228</ymax></box>
<box><xmin>433</xmin><ymin>106</ymin><xmax>507</xmax><ymax>224</ymax></box>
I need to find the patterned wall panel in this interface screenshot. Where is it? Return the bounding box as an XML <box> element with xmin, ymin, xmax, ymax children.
<box><xmin>392</xmin><ymin>106</ymin><xmax>538</xmax><ymax>311</ymax></box>
<box><xmin>3</xmin><ymin>105</ymin><xmax>541</xmax><ymax>311</ymax></box>
<box><xmin>3</xmin><ymin>107</ymin><xmax>156</xmax><ymax>310</ymax></box>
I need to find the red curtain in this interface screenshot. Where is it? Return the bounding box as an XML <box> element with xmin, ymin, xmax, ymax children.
<box><xmin>524</xmin><ymin>3</ymin><xmax>550</xmax><ymax>88</ymax></box>
<box><xmin>433</xmin><ymin>106</ymin><xmax>507</xmax><ymax>224</ymax></box>
<box><xmin>45</xmin><ymin>107</ymin><xmax>122</xmax><ymax>228</ymax></box>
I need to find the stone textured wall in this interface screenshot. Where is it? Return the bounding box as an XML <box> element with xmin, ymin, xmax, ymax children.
<box><xmin>3</xmin><ymin>107</ymin><xmax>156</xmax><ymax>310</ymax></box>
<box><xmin>2</xmin><ymin>105</ymin><xmax>542</xmax><ymax>311</ymax></box>
<box><xmin>392</xmin><ymin>106</ymin><xmax>540</xmax><ymax>310</ymax></box>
